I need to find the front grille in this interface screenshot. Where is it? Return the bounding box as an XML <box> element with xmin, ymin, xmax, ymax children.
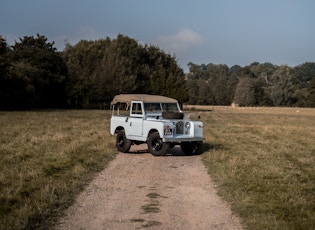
<box><xmin>175</xmin><ymin>121</ymin><xmax>184</xmax><ymax>134</ymax></box>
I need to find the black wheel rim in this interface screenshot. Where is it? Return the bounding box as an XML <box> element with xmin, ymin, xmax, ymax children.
<box><xmin>152</xmin><ymin>138</ymin><xmax>162</xmax><ymax>151</ymax></box>
<box><xmin>191</xmin><ymin>143</ymin><xmax>198</xmax><ymax>153</ymax></box>
<box><xmin>118</xmin><ymin>136</ymin><xmax>124</xmax><ymax>148</ymax></box>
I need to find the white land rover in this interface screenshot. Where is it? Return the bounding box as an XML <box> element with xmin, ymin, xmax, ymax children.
<box><xmin>110</xmin><ymin>94</ymin><xmax>204</xmax><ymax>156</ymax></box>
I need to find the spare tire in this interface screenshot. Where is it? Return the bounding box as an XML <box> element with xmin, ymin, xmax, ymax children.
<box><xmin>162</xmin><ymin>111</ymin><xmax>184</xmax><ymax>119</ymax></box>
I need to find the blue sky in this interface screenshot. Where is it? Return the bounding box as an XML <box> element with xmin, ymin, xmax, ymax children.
<box><xmin>1</xmin><ymin>0</ymin><xmax>315</xmax><ymax>72</ymax></box>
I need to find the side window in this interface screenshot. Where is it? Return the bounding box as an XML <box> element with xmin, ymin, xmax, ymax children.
<box><xmin>113</xmin><ymin>102</ymin><xmax>129</xmax><ymax>116</ymax></box>
<box><xmin>131</xmin><ymin>102</ymin><xmax>143</xmax><ymax>115</ymax></box>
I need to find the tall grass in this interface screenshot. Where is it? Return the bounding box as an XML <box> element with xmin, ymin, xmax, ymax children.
<box><xmin>199</xmin><ymin>107</ymin><xmax>315</xmax><ymax>230</ymax></box>
<box><xmin>0</xmin><ymin>110</ymin><xmax>116</xmax><ymax>229</ymax></box>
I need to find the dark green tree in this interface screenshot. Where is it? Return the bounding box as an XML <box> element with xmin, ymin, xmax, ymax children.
<box><xmin>305</xmin><ymin>77</ymin><xmax>315</xmax><ymax>107</ymax></box>
<box><xmin>187</xmin><ymin>62</ymin><xmax>208</xmax><ymax>80</ymax></box>
<box><xmin>8</xmin><ymin>34</ymin><xmax>67</xmax><ymax>109</ymax></box>
<box><xmin>186</xmin><ymin>63</ymin><xmax>232</xmax><ymax>105</ymax></box>
<box><xmin>295</xmin><ymin>62</ymin><xmax>315</xmax><ymax>86</ymax></box>
<box><xmin>233</xmin><ymin>77</ymin><xmax>257</xmax><ymax>106</ymax></box>
<box><xmin>248</xmin><ymin>62</ymin><xmax>277</xmax><ymax>106</ymax></box>
<box><xmin>0</xmin><ymin>36</ymin><xmax>12</xmax><ymax>109</ymax></box>
<box><xmin>63</xmin><ymin>35</ymin><xmax>188</xmax><ymax>108</ymax></box>
<box><xmin>63</xmin><ymin>39</ymin><xmax>112</xmax><ymax>108</ymax></box>
<box><xmin>268</xmin><ymin>65</ymin><xmax>297</xmax><ymax>106</ymax></box>
<box><xmin>0</xmin><ymin>36</ymin><xmax>10</xmax><ymax>76</ymax></box>
<box><xmin>147</xmin><ymin>46</ymin><xmax>188</xmax><ymax>104</ymax></box>
<box><xmin>209</xmin><ymin>64</ymin><xmax>230</xmax><ymax>105</ymax></box>
<box><xmin>293</xmin><ymin>62</ymin><xmax>315</xmax><ymax>106</ymax></box>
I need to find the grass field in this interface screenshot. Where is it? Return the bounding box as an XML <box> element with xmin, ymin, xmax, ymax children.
<box><xmin>0</xmin><ymin>110</ymin><xmax>116</xmax><ymax>229</ymax></box>
<box><xmin>0</xmin><ymin>108</ymin><xmax>314</xmax><ymax>229</ymax></box>
<box><xmin>195</xmin><ymin>106</ymin><xmax>315</xmax><ymax>230</ymax></box>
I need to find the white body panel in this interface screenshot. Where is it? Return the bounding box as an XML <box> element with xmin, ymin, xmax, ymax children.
<box><xmin>110</xmin><ymin>95</ymin><xmax>204</xmax><ymax>143</ymax></box>
<box><xmin>111</xmin><ymin>113</ymin><xmax>204</xmax><ymax>143</ymax></box>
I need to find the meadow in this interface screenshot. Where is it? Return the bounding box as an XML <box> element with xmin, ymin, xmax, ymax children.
<box><xmin>0</xmin><ymin>107</ymin><xmax>314</xmax><ymax>229</ymax></box>
<box><xmin>0</xmin><ymin>110</ymin><xmax>116</xmax><ymax>229</ymax></box>
<box><xmin>194</xmin><ymin>106</ymin><xmax>315</xmax><ymax>230</ymax></box>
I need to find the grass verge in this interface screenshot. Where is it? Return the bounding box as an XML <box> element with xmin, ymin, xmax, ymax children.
<box><xmin>0</xmin><ymin>110</ymin><xmax>116</xmax><ymax>229</ymax></box>
<box><xmin>198</xmin><ymin>107</ymin><xmax>315</xmax><ymax>230</ymax></box>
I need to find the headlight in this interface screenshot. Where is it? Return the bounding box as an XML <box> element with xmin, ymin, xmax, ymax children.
<box><xmin>185</xmin><ymin>122</ymin><xmax>191</xmax><ymax>129</ymax></box>
<box><xmin>184</xmin><ymin>122</ymin><xmax>191</xmax><ymax>135</ymax></box>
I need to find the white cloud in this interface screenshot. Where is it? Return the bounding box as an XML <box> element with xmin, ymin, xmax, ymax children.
<box><xmin>156</xmin><ymin>28</ymin><xmax>204</xmax><ymax>53</ymax></box>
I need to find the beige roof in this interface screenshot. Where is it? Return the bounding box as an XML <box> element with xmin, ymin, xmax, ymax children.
<box><xmin>111</xmin><ymin>94</ymin><xmax>178</xmax><ymax>105</ymax></box>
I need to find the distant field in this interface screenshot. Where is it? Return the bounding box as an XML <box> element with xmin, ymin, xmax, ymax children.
<box><xmin>195</xmin><ymin>106</ymin><xmax>315</xmax><ymax>230</ymax></box>
<box><xmin>0</xmin><ymin>108</ymin><xmax>314</xmax><ymax>229</ymax></box>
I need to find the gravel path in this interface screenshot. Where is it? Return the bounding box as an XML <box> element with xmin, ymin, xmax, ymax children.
<box><xmin>54</xmin><ymin>145</ymin><xmax>243</xmax><ymax>229</ymax></box>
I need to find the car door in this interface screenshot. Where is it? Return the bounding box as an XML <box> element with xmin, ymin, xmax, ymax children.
<box><xmin>127</xmin><ymin>102</ymin><xmax>143</xmax><ymax>137</ymax></box>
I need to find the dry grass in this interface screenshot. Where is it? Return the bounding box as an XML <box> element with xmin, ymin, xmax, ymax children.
<box><xmin>0</xmin><ymin>110</ymin><xmax>116</xmax><ymax>229</ymax></box>
<box><xmin>197</xmin><ymin>106</ymin><xmax>315</xmax><ymax>230</ymax></box>
<box><xmin>1</xmin><ymin>108</ymin><xmax>314</xmax><ymax>229</ymax></box>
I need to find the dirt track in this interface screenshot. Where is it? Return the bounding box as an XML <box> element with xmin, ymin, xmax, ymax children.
<box><xmin>54</xmin><ymin>145</ymin><xmax>243</xmax><ymax>229</ymax></box>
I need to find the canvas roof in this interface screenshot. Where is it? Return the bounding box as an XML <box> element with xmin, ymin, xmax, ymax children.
<box><xmin>111</xmin><ymin>94</ymin><xmax>178</xmax><ymax>105</ymax></box>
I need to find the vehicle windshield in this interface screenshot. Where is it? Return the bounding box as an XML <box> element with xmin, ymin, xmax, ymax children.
<box><xmin>144</xmin><ymin>103</ymin><xmax>179</xmax><ymax>113</ymax></box>
<box><xmin>161</xmin><ymin>103</ymin><xmax>179</xmax><ymax>111</ymax></box>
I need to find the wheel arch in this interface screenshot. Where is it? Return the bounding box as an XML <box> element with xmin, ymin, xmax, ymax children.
<box><xmin>147</xmin><ymin>129</ymin><xmax>160</xmax><ymax>140</ymax></box>
<box><xmin>114</xmin><ymin>126</ymin><xmax>125</xmax><ymax>134</ymax></box>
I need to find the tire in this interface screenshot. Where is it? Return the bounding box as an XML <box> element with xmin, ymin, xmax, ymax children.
<box><xmin>180</xmin><ymin>141</ymin><xmax>203</xmax><ymax>155</ymax></box>
<box><xmin>147</xmin><ymin>132</ymin><xmax>169</xmax><ymax>156</ymax></box>
<box><xmin>162</xmin><ymin>111</ymin><xmax>184</xmax><ymax>119</ymax></box>
<box><xmin>116</xmin><ymin>130</ymin><xmax>131</xmax><ymax>153</ymax></box>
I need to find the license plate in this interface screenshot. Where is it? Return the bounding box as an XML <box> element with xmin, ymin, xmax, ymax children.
<box><xmin>164</xmin><ymin>129</ymin><xmax>172</xmax><ymax>136</ymax></box>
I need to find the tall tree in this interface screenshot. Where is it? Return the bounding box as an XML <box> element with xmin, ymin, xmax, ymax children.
<box><xmin>233</xmin><ymin>77</ymin><xmax>257</xmax><ymax>106</ymax></box>
<box><xmin>293</xmin><ymin>62</ymin><xmax>315</xmax><ymax>106</ymax></box>
<box><xmin>8</xmin><ymin>34</ymin><xmax>67</xmax><ymax>109</ymax></box>
<box><xmin>0</xmin><ymin>36</ymin><xmax>12</xmax><ymax>109</ymax></box>
<box><xmin>147</xmin><ymin>46</ymin><xmax>188</xmax><ymax>104</ymax></box>
<box><xmin>0</xmin><ymin>36</ymin><xmax>10</xmax><ymax>76</ymax></box>
<box><xmin>62</xmin><ymin>35</ymin><xmax>188</xmax><ymax>108</ymax></box>
<box><xmin>294</xmin><ymin>62</ymin><xmax>315</xmax><ymax>86</ymax></box>
<box><xmin>186</xmin><ymin>63</ymin><xmax>232</xmax><ymax>105</ymax></box>
<box><xmin>268</xmin><ymin>65</ymin><xmax>297</xmax><ymax>106</ymax></box>
<box><xmin>63</xmin><ymin>39</ymin><xmax>113</xmax><ymax>108</ymax></box>
<box><xmin>305</xmin><ymin>77</ymin><xmax>315</xmax><ymax>107</ymax></box>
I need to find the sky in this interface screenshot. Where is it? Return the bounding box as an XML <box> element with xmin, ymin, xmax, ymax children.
<box><xmin>1</xmin><ymin>0</ymin><xmax>315</xmax><ymax>72</ymax></box>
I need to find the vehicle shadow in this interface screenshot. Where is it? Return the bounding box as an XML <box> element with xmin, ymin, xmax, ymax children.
<box><xmin>127</xmin><ymin>142</ymin><xmax>214</xmax><ymax>156</ymax></box>
<box><xmin>127</xmin><ymin>145</ymin><xmax>186</xmax><ymax>156</ymax></box>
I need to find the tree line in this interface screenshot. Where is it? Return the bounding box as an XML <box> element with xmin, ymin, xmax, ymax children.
<box><xmin>186</xmin><ymin>62</ymin><xmax>315</xmax><ymax>107</ymax></box>
<box><xmin>0</xmin><ymin>34</ymin><xmax>188</xmax><ymax>110</ymax></box>
<box><xmin>0</xmin><ymin>34</ymin><xmax>314</xmax><ymax>110</ymax></box>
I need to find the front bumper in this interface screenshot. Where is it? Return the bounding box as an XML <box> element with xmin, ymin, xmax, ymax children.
<box><xmin>163</xmin><ymin>136</ymin><xmax>204</xmax><ymax>143</ymax></box>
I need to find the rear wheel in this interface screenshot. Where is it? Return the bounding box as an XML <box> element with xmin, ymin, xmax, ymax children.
<box><xmin>180</xmin><ymin>141</ymin><xmax>203</xmax><ymax>155</ymax></box>
<box><xmin>116</xmin><ymin>130</ymin><xmax>131</xmax><ymax>153</ymax></box>
<box><xmin>147</xmin><ymin>132</ymin><xmax>169</xmax><ymax>156</ymax></box>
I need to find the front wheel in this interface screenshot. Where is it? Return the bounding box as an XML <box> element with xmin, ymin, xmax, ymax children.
<box><xmin>181</xmin><ymin>141</ymin><xmax>203</xmax><ymax>155</ymax></box>
<box><xmin>147</xmin><ymin>132</ymin><xmax>169</xmax><ymax>156</ymax></box>
<box><xmin>116</xmin><ymin>130</ymin><xmax>131</xmax><ymax>153</ymax></box>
